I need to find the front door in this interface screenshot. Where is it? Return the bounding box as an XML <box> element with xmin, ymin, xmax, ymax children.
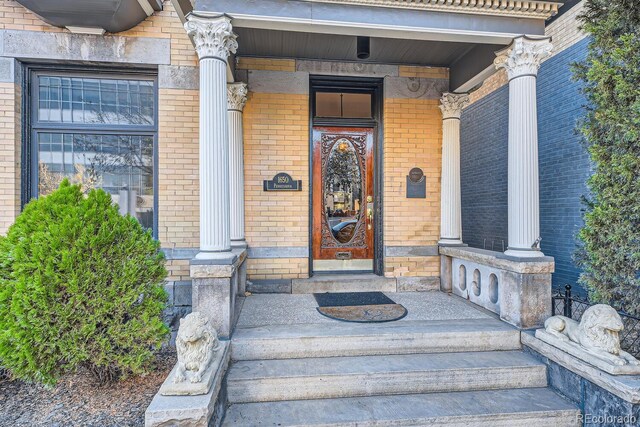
<box><xmin>312</xmin><ymin>127</ymin><xmax>375</xmax><ymax>272</ymax></box>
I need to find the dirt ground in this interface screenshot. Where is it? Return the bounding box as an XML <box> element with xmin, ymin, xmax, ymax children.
<box><xmin>0</xmin><ymin>350</ymin><xmax>175</xmax><ymax>427</ymax></box>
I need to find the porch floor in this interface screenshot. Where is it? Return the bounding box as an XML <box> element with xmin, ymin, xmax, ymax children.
<box><xmin>236</xmin><ymin>291</ymin><xmax>492</xmax><ymax>329</ymax></box>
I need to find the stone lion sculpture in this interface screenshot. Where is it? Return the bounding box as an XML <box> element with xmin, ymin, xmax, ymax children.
<box><xmin>174</xmin><ymin>312</ymin><xmax>220</xmax><ymax>383</ymax></box>
<box><xmin>544</xmin><ymin>304</ymin><xmax>639</xmax><ymax>366</ymax></box>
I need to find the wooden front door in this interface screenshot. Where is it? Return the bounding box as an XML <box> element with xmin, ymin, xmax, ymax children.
<box><xmin>312</xmin><ymin>127</ymin><xmax>375</xmax><ymax>272</ymax></box>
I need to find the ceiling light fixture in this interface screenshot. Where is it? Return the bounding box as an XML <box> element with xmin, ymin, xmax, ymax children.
<box><xmin>357</xmin><ymin>36</ymin><xmax>370</xmax><ymax>60</ymax></box>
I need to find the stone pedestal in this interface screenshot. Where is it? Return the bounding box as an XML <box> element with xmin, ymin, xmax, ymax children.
<box><xmin>145</xmin><ymin>342</ymin><xmax>230</xmax><ymax>427</ymax></box>
<box><xmin>190</xmin><ymin>249</ymin><xmax>247</xmax><ymax>339</ymax></box>
<box><xmin>440</xmin><ymin>246</ymin><xmax>554</xmax><ymax>329</ymax></box>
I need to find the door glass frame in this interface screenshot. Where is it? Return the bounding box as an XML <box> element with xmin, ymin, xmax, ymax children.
<box><xmin>309</xmin><ymin>76</ymin><xmax>384</xmax><ymax>276</ymax></box>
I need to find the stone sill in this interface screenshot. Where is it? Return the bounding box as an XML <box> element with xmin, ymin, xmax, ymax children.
<box><xmin>439</xmin><ymin>246</ymin><xmax>554</xmax><ymax>274</ymax></box>
<box><xmin>522</xmin><ymin>331</ymin><xmax>640</xmax><ymax>404</ymax></box>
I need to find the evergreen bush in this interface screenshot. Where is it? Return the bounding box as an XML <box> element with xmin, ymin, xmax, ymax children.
<box><xmin>0</xmin><ymin>180</ymin><xmax>169</xmax><ymax>385</ymax></box>
<box><xmin>575</xmin><ymin>0</ymin><xmax>640</xmax><ymax>314</ymax></box>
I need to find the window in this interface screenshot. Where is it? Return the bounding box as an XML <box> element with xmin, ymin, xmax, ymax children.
<box><xmin>30</xmin><ymin>71</ymin><xmax>157</xmax><ymax>232</ymax></box>
<box><xmin>315</xmin><ymin>92</ymin><xmax>372</xmax><ymax>119</ymax></box>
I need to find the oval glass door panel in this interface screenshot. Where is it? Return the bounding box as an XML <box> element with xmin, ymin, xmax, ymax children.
<box><xmin>324</xmin><ymin>139</ymin><xmax>362</xmax><ymax>244</ymax></box>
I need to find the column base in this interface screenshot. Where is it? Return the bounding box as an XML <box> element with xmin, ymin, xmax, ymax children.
<box><xmin>231</xmin><ymin>239</ymin><xmax>248</xmax><ymax>249</ymax></box>
<box><xmin>504</xmin><ymin>248</ymin><xmax>545</xmax><ymax>259</ymax></box>
<box><xmin>438</xmin><ymin>238</ymin><xmax>465</xmax><ymax>247</ymax></box>
<box><xmin>193</xmin><ymin>250</ymin><xmax>237</xmax><ymax>265</ymax></box>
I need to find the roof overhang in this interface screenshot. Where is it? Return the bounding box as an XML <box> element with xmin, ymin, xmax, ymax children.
<box><xmin>298</xmin><ymin>0</ymin><xmax>563</xmax><ymax>20</ymax></box>
<box><xmin>15</xmin><ymin>0</ymin><xmax>163</xmax><ymax>34</ymax></box>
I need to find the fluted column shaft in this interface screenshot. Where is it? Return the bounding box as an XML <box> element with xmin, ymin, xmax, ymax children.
<box><xmin>227</xmin><ymin>83</ymin><xmax>248</xmax><ymax>245</ymax></box>
<box><xmin>495</xmin><ymin>36</ymin><xmax>552</xmax><ymax>258</ymax></box>
<box><xmin>439</xmin><ymin>93</ymin><xmax>469</xmax><ymax>245</ymax></box>
<box><xmin>185</xmin><ymin>13</ymin><xmax>238</xmax><ymax>256</ymax></box>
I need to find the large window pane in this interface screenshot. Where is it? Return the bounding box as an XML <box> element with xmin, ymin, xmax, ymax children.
<box><xmin>37</xmin><ymin>76</ymin><xmax>155</xmax><ymax>126</ymax></box>
<box><xmin>37</xmin><ymin>132</ymin><xmax>154</xmax><ymax>230</ymax></box>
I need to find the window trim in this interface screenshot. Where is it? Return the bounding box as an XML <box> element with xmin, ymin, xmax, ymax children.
<box><xmin>23</xmin><ymin>64</ymin><xmax>159</xmax><ymax>238</ymax></box>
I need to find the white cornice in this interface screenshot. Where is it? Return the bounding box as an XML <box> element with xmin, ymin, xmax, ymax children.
<box><xmin>299</xmin><ymin>0</ymin><xmax>561</xmax><ymax>20</ymax></box>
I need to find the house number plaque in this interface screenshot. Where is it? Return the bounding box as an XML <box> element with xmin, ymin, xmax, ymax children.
<box><xmin>263</xmin><ymin>172</ymin><xmax>302</xmax><ymax>191</ymax></box>
<box><xmin>406</xmin><ymin>167</ymin><xmax>426</xmax><ymax>198</ymax></box>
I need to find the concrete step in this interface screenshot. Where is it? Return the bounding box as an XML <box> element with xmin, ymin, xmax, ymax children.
<box><xmin>223</xmin><ymin>387</ymin><xmax>580</xmax><ymax>426</ymax></box>
<box><xmin>231</xmin><ymin>318</ymin><xmax>521</xmax><ymax>361</ymax></box>
<box><xmin>226</xmin><ymin>350</ymin><xmax>547</xmax><ymax>403</ymax></box>
<box><xmin>291</xmin><ymin>274</ymin><xmax>397</xmax><ymax>294</ymax></box>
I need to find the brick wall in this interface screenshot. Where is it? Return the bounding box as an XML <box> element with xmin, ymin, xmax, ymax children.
<box><xmin>157</xmin><ymin>88</ymin><xmax>200</xmax><ymax>249</ymax></box>
<box><xmin>243</xmin><ymin>91</ymin><xmax>310</xmax><ymax>279</ymax></box>
<box><xmin>538</xmin><ymin>37</ymin><xmax>590</xmax><ymax>294</ymax></box>
<box><xmin>383</xmin><ymin>98</ymin><xmax>441</xmax><ymax>277</ymax></box>
<box><xmin>0</xmin><ymin>82</ymin><xmax>20</xmax><ymax>234</ymax></box>
<box><xmin>460</xmin><ymin>86</ymin><xmax>509</xmax><ymax>251</ymax></box>
<box><xmin>237</xmin><ymin>58</ymin><xmax>296</xmax><ymax>72</ymax></box>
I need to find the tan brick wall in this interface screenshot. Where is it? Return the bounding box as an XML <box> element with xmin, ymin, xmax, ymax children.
<box><xmin>383</xmin><ymin>97</ymin><xmax>442</xmax><ymax>277</ymax></box>
<box><xmin>399</xmin><ymin>66</ymin><xmax>449</xmax><ymax>79</ymax></box>
<box><xmin>242</xmin><ymin>91</ymin><xmax>310</xmax><ymax>279</ymax></box>
<box><xmin>0</xmin><ymin>83</ymin><xmax>20</xmax><ymax>234</ymax></box>
<box><xmin>243</xmin><ymin>92</ymin><xmax>309</xmax><ymax>248</ymax></box>
<box><xmin>158</xmin><ymin>88</ymin><xmax>199</xmax><ymax>248</ymax></box>
<box><xmin>246</xmin><ymin>258</ymin><xmax>309</xmax><ymax>280</ymax></box>
<box><xmin>385</xmin><ymin>256</ymin><xmax>440</xmax><ymax>278</ymax></box>
<box><xmin>166</xmin><ymin>259</ymin><xmax>191</xmax><ymax>282</ymax></box>
<box><xmin>237</xmin><ymin>58</ymin><xmax>296</xmax><ymax>72</ymax></box>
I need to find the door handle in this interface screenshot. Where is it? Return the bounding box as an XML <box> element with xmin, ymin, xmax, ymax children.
<box><xmin>367</xmin><ymin>197</ymin><xmax>373</xmax><ymax>229</ymax></box>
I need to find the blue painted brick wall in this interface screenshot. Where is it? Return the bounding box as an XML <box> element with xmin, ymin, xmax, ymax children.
<box><xmin>460</xmin><ymin>86</ymin><xmax>509</xmax><ymax>252</ymax></box>
<box><xmin>538</xmin><ymin>37</ymin><xmax>591</xmax><ymax>293</ymax></box>
<box><xmin>460</xmin><ymin>37</ymin><xmax>591</xmax><ymax>294</ymax></box>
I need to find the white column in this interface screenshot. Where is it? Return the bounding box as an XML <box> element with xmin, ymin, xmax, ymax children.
<box><xmin>185</xmin><ymin>13</ymin><xmax>238</xmax><ymax>257</ymax></box>
<box><xmin>227</xmin><ymin>83</ymin><xmax>248</xmax><ymax>246</ymax></box>
<box><xmin>495</xmin><ymin>36</ymin><xmax>552</xmax><ymax>258</ymax></box>
<box><xmin>439</xmin><ymin>92</ymin><xmax>469</xmax><ymax>246</ymax></box>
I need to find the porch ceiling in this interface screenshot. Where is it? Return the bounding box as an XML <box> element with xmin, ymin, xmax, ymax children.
<box><xmin>235</xmin><ymin>27</ymin><xmax>504</xmax><ymax>68</ymax></box>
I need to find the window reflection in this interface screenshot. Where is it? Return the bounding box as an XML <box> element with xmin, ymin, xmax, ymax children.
<box><xmin>38</xmin><ymin>133</ymin><xmax>155</xmax><ymax>230</ymax></box>
<box><xmin>324</xmin><ymin>139</ymin><xmax>362</xmax><ymax>243</ymax></box>
<box><xmin>38</xmin><ymin>76</ymin><xmax>154</xmax><ymax>125</ymax></box>
<box><xmin>33</xmin><ymin>72</ymin><xmax>157</xmax><ymax>232</ymax></box>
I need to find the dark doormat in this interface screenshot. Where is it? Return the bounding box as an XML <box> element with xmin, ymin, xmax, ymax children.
<box><xmin>313</xmin><ymin>292</ymin><xmax>408</xmax><ymax>323</ymax></box>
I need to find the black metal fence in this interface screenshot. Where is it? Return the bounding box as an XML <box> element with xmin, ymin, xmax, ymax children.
<box><xmin>552</xmin><ymin>285</ymin><xmax>640</xmax><ymax>359</ymax></box>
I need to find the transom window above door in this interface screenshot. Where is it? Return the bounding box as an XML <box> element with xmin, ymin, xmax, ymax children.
<box><xmin>29</xmin><ymin>70</ymin><xmax>157</xmax><ymax>234</ymax></box>
<box><xmin>315</xmin><ymin>92</ymin><xmax>372</xmax><ymax>119</ymax></box>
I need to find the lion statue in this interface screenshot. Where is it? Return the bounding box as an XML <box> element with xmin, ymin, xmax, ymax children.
<box><xmin>174</xmin><ymin>312</ymin><xmax>221</xmax><ymax>383</ymax></box>
<box><xmin>544</xmin><ymin>304</ymin><xmax>639</xmax><ymax>366</ymax></box>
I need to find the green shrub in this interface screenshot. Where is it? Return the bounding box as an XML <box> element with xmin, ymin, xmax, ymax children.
<box><xmin>574</xmin><ymin>0</ymin><xmax>640</xmax><ymax>315</ymax></box>
<box><xmin>0</xmin><ymin>180</ymin><xmax>169</xmax><ymax>385</ymax></box>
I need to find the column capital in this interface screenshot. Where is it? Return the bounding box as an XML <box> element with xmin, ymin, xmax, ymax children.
<box><xmin>227</xmin><ymin>82</ymin><xmax>248</xmax><ymax>111</ymax></box>
<box><xmin>439</xmin><ymin>92</ymin><xmax>470</xmax><ymax>120</ymax></box>
<box><xmin>494</xmin><ymin>36</ymin><xmax>553</xmax><ymax>80</ymax></box>
<box><xmin>184</xmin><ymin>13</ymin><xmax>238</xmax><ymax>61</ymax></box>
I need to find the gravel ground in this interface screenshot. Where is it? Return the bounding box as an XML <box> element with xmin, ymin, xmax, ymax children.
<box><xmin>0</xmin><ymin>350</ymin><xmax>175</xmax><ymax>427</ymax></box>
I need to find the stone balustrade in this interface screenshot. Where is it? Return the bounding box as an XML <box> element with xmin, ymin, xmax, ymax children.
<box><xmin>440</xmin><ymin>246</ymin><xmax>554</xmax><ymax>329</ymax></box>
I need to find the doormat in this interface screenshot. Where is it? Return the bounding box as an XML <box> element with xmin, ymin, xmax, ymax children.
<box><xmin>313</xmin><ymin>292</ymin><xmax>407</xmax><ymax>323</ymax></box>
